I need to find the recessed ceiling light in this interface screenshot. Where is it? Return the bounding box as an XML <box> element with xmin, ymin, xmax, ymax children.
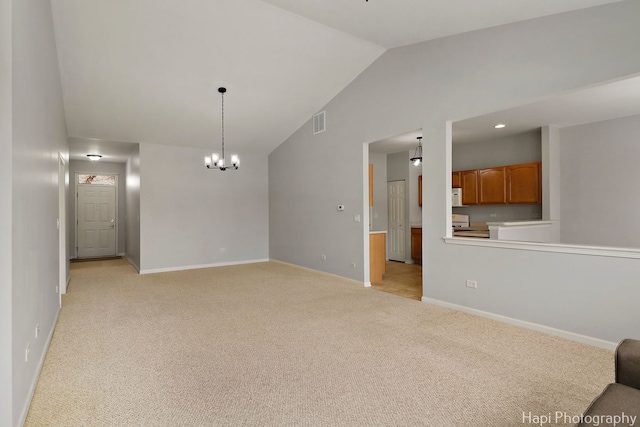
<box><xmin>494</xmin><ymin>124</ymin><xmax>506</xmax><ymax>129</ymax></box>
<box><xmin>86</xmin><ymin>154</ymin><xmax>102</xmax><ymax>161</ymax></box>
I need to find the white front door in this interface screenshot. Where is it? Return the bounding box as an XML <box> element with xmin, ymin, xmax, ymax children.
<box><xmin>77</xmin><ymin>185</ymin><xmax>116</xmax><ymax>258</ymax></box>
<box><xmin>388</xmin><ymin>180</ymin><xmax>406</xmax><ymax>262</ymax></box>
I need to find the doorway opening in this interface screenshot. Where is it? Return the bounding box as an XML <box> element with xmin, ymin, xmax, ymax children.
<box><xmin>366</xmin><ymin>129</ymin><xmax>423</xmax><ymax>300</ymax></box>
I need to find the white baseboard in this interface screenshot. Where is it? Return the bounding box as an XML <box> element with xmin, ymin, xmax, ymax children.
<box><xmin>124</xmin><ymin>254</ymin><xmax>140</xmax><ymax>273</ymax></box>
<box><xmin>270</xmin><ymin>260</ymin><xmax>366</xmax><ymax>287</ymax></box>
<box><xmin>18</xmin><ymin>307</ymin><xmax>60</xmax><ymax>427</ymax></box>
<box><xmin>139</xmin><ymin>258</ymin><xmax>270</xmax><ymax>275</ymax></box>
<box><xmin>421</xmin><ymin>297</ymin><xmax>617</xmax><ymax>351</ymax></box>
<box><xmin>364</xmin><ymin>282</ymin><xmax>372</xmax><ymax>288</ymax></box>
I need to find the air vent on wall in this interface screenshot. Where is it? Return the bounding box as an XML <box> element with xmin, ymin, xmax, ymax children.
<box><xmin>313</xmin><ymin>111</ymin><xmax>326</xmax><ymax>134</ymax></box>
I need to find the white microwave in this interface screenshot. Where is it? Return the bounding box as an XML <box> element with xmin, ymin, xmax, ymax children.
<box><xmin>452</xmin><ymin>188</ymin><xmax>463</xmax><ymax>207</ymax></box>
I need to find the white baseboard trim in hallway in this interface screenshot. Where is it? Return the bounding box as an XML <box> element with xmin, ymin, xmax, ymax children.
<box><xmin>18</xmin><ymin>308</ymin><xmax>60</xmax><ymax>427</ymax></box>
<box><xmin>421</xmin><ymin>296</ymin><xmax>617</xmax><ymax>351</ymax></box>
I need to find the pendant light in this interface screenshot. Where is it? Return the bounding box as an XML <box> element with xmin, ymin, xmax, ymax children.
<box><xmin>204</xmin><ymin>87</ymin><xmax>239</xmax><ymax>171</ymax></box>
<box><xmin>410</xmin><ymin>136</ymin><xmax>422</xmax><ymax>166</ymax></box>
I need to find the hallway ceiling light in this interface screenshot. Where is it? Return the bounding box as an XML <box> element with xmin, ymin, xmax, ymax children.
<box><xmin>204</xmin><ymin>87</ymin><xmax>239</xmax><ymax>171</ymax></box>
<box><xmin>494</xmin><ymin>123</ymin><xmax>506</xmax><ymax>129</ymax></box>
<box><xmin>86</xmin><ymin>154</ymin><xmax>102</xmax><ymax>161</ymax></box>
<box><xmin>410</xmin><ymin>136</ymin><xmax>422</xmax><ymax>166</ymax></box>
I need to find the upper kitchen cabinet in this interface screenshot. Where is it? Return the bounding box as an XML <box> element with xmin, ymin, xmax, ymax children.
<box><xmin>452</xmin><ymin>172</ymin><xmax>461</xmax><ymax>188</ymax></box>
<box><xmin>479</xmin><ymin>167</ymin><xmax>506</xmax><ymax>204</ymax></box>
<box><xmin>453</xmin><ymin>162</ymin><xmax>541</xmax><ymax>205</ymax></box>
<box><xmin>507</xmin><ymin>162</ymin><xmax>541</xmax><ymax>204</ymax></box>
<box><xmin>460</xmin><ymin>169</ymin><xmax>478</xmax><ymax>205</ymax></box>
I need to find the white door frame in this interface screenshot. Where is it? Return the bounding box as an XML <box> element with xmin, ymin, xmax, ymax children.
<box><xmin>75</xmin><ymin>172</ymin><xmax>119</xmax><ymax>258</ymax></box>
<box><xmin>363</xmin><ymin>144</ymin><xmax>371</xmax><ymax>286</ymax></box>
<box><xmin>58</xmin><ymin>154</ymin><xmax>66</xmax><ymax>305</ymax></box>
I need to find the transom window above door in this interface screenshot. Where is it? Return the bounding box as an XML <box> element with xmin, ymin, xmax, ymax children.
<box><xmin>77</xmin><ymin>174</ymin><xmax>116</xmax><ymax>185</ymax></box>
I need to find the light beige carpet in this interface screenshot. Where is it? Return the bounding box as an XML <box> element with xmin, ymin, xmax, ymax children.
<box><xmin>26</xmin><ymin>260</ymin><xmax>612</xmax><ymax>426</ymax></box>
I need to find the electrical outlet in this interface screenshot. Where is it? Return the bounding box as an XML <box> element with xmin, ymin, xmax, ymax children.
<box><xmin>466</xmin><ymin>280</ymin><xmax>478</xmax><ymax>289</ymax></box>
<box><xmin>35</xmin><ymin>324</ymin><xmax>40</xmax><ymax>339</ymax></box>
<box><xmin>320</xmin><ymin>255</ymin><xmax>326</xmax><ymax>260</ymax></box>
<box><xmin>55</xmin><ymin>285</ymin><xmax>59</xmax><ymax>294</ymax></box>
<box><xmin>349</xmin><ymin>262</ymin><xmax>356</xmax><ymax>268</ymax></box>
<box><xmin>490</xmin><ymin>213</ymin><xmax>497</xmax><ymax>218</ymax></box>
<box><xmin>219</xmin><ymin>248</ymin><xmax>226</xmax><ymax>253</ymax></box>
<box><xmin>25</xmin><ymin>344</ymin><xmax>30</xmax><ymax>362</ymax></box>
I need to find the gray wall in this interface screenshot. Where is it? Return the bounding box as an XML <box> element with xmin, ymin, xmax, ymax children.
<box><xmin>126</xmin><ymin>145</ymin><xmax>141</xmax><ymax>270</ymax></box>
<box><xmin>69</xmin><ymin>160</ymin><xmax>127</xmax><ymax>257</ymax></box>
<box><xmin>10</xmin><ymin>0</ymin><xmax>69</xmax><ymax>425</ymax></box>
<box><xmin>369</xmin><ymin>152</ymin><xmax>388</xmax><ymax>232</ymax></box>
<box><xmin>560</xmin><ymin>114</ymin><xmax>640</xmax><ymax>248</ymax></box>
<box><xmin>1</xmin><ymin>0</ymin><xmax>12</xmax><ymax>422</ymax></box>
<box><xmin>140</xmin><ymin>143</ymin><xmax>269</xmax><ymax>272</ymax></box>
<box><xmin>269</xmin><ymin>1</ymin><xmax>640</xmax><ymax>343</ymax></box>
<box><xmin>452</xmin><ymin>130</ymin><xmax>542</xmax><ymax>222</ymax></box>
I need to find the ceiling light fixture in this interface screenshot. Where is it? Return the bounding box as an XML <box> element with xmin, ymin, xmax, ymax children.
<box><xmin>204</xmin><ymin>87</ymin><xmax>239</xmax><ymax>171</ymax></box>
<box><xmin>410</xmin><ymin>136</ymin><xmax>423</xmax><ymax>166</ymax></box>
<box><xmin>86</xmin><ymin>154</ymin><xmax>102</xmax><ymax>161</ymax></box>
<box><xmin>494</xmin><ymin>123</ymin><xmax>506</xmax><ymax>129</ymax></box>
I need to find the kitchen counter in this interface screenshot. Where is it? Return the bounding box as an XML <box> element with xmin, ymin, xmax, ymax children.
<box><xmin>369</xmin><ymin>230</ymin><xmax>387</xmax><ymax>234</ymax></box>
<box><xmin>487</xmin><ymin>220</ymin><xmax>557</xmax><ymax>243</ymax></box>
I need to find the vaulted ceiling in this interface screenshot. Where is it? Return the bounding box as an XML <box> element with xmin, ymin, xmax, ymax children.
<box><xmin>52</xmin><ymin>0</ymin><xmax>622</xmax><ymax>161</ymax></box>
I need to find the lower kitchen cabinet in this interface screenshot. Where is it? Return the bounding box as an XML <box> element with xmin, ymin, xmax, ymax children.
<box><xmin>369</xmin><ymin>232</ymin><xmax>386</xmax><ymax>283</ymax></box>
<box><xmin>411</xmin><ymin>228</ymin><xmax>422</xmax><ymax>263</ymax></box>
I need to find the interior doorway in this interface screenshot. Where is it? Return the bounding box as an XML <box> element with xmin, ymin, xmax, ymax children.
<box><xmin>367</xmin><ymin>129</ymin><xmax>423</xmax><ymax>299</ymax></box>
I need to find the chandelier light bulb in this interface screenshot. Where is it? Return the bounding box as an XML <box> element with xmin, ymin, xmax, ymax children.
<box><xmin>204</xmin><ymin>156</ymin><xmax>212</xmax><ymax>168</ymax></box>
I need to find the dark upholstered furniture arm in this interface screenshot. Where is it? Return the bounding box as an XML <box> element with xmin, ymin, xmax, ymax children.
<box><xmin>616</xmin><ymin>338</ymin><xmax>640</xmax><ymax>390</ymax></box>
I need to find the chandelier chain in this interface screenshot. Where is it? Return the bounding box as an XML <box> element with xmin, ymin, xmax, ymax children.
<box><xmin>221</xmin><ymin>90</ymin><xmax>225</xmax><ymax>161</ymax></box>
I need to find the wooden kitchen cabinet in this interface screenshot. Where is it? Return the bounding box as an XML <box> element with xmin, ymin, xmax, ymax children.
<box><xmin>507</xmin><ymin>162</ymin><xmax>540</xmax><ymax>204</ymax></box>
<box><xmin>369</xmin><ymin>232</ymin><xmax>386</xmax><ymax>282</ymax></box>
<box><xmin>411</xmin><ymin>228</ymin><xmax>422</xmax><ymax>263</ymax></box>
<box><xmin>479</xmin><ymin>166</ymin><xmax>506</xmax><ymax>204</ymax></box>
<box><xmin>460</xmin><ymin>169</ymin><xmax>478</xmax><ymax>205</ymax></box>
<box><xmin>453</xmin><ymin>161</ymin><xmax>541</xmax><ymax>205</ymax></box>
<box><xmin>452</xmin><ymin>172</ymin><xmax>461</xmax><ymax>188</ymax></box>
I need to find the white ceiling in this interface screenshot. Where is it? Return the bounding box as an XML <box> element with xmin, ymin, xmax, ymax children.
<box><xmin>54</xmin><ymin>0</ymin><xmax>624</xmax><ymax>162</ymax></box>
<box><xmin>263</xmin><ymin>0</ymin><xmax>622</xmax><ymax>49</ymax></box>
<box><xmin>453</xmin><ymin>75</ymin><xmax>640</xmax><ymax>144</ymax></box>
<box><xmin>369</xmin><ymin>75</ymin><xmax>640</xmax><ymax>153</ymax></box>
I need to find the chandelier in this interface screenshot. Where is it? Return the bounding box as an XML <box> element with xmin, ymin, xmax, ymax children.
<box><xmin>410</xmin><ymin>136</ymin><xmax>422</xmax><ymax>166</ymax></box>
<box><xmin>204</xmin><ymin>87</ymin><xmax>239</xmax><ymax>171</ymax></box>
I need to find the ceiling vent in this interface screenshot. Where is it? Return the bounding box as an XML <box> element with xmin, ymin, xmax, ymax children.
<box><xmin>313</xmin><ymin>111</ymin><xmax>326</xmax><ymax>134</ymax></box>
